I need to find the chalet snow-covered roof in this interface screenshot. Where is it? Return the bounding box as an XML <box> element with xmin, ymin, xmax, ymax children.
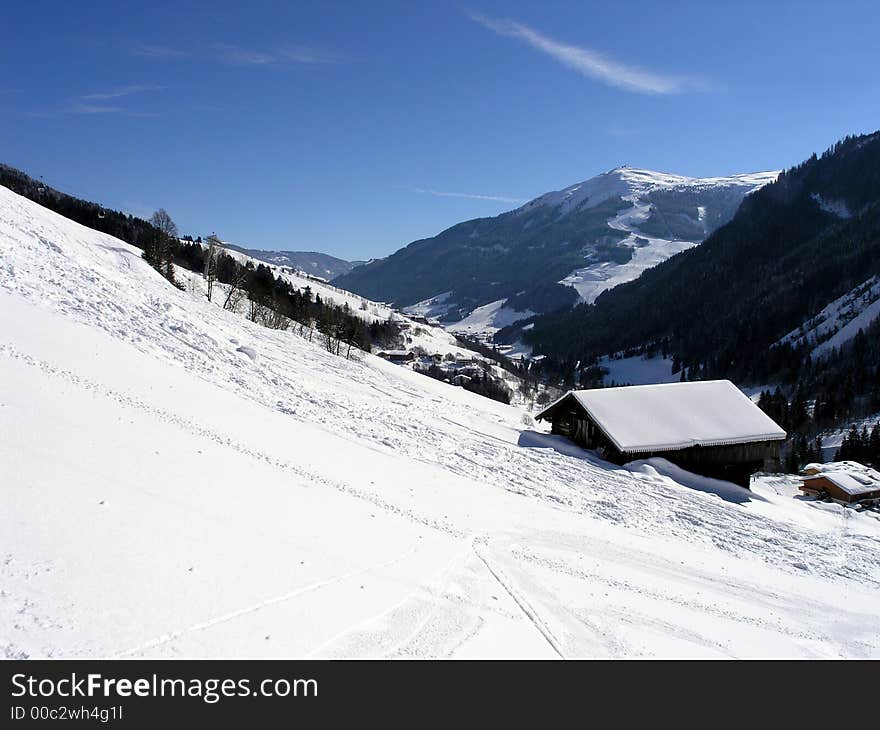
<box><xmin>802</xmin><ymin>461</ymin><xmax>880</xmax><ymax>496</ymax></box>
<box><xmin>536</xmin><ymin>380</ymin><xmax>786</xmax><ymax>454</ymax></box>
<box><xmin>804</xmin><ymin>471</ymin><xmax>880</xmax><ymax>497</ymax></box>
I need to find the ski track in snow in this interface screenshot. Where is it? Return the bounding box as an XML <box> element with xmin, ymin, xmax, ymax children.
<box><xmin>2</xmin><ymin>185</ymin><xmax>880</xmax><ymax>658</ymax></box>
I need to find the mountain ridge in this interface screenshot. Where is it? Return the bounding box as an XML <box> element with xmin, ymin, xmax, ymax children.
<box><xmin>222</xmin><ymin>244</ymin><xmax>362</xmax><ymax>280</ymax></box>
<box><xmin>334</xmin><ymin>165</ymin><xmax>777</xmax><ymax>328</ymax></box>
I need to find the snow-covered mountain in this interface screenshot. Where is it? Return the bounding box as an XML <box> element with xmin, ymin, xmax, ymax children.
<box><xmin>513</xmin><ymin>131</ymin><xmax>880</xmax><ymax>393</ymax></box>
<box><xmin>335</xmin><ymin>166</ymin><xmax>778</xmax><ymax>336</ymax></box>
<box><xmin>3</xmin><ymin>184</ymin><xmax>879</xmax><ymax>658</ymax></box>
<box><xmin>221</xmin><ymin>244</ymin><xmax>361</xmax><ymax>280</ymax></box>
<box><xmin>538</xmin><ymin>167</ymin><xmax>778</xmax><ymax>305</ymax></box>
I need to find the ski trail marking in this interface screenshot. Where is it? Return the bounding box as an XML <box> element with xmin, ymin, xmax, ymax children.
<box><xmin>116</xmin><ymin>545</ymin><xmax>418</xmax><ymax>657</ymax></box>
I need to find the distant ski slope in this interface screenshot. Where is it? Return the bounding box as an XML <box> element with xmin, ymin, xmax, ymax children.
<box><xmin>777</xmin><ymin>275</ymin><xmax>880</xmax><ymax>357</ymax></box>
<box><xmin>552</xmin><ymin>167</ymin><xmax>778</xmax><ymax>303</ymax></box>
<box><xmin>2</xmin><ymin>184</ymin><xmax>880</xmax><ymax>658</ymax></box>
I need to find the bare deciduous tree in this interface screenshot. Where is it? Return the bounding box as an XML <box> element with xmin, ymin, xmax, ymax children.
<box><xmin>222</xmin><ymin>264</ymin><xmax>250</xmax><ymax>312</ymax></box>
<box><xmin>150</xmin><ymin>209</ymin><xmax>178</xmax><ymax>239</ymax></box>
<box><xmin>204</xmin><ymin>233</ymin><xmax>220</xmax><ymax>302</ymax></box>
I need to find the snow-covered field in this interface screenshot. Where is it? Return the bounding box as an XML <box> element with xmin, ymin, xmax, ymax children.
<box><xmin>446</xmin><ymin>298</ymin><xmax>536</xmax><ymax>338</ymax></box>
<box><xmin>598</xmin><ymin>353</ymin><xmax>678</xmax><ymax>386</ymax></box>
<box><xmin>2</xmin><ymin>185</ymin><xmax>880</xmax><ymax>658</ymax></box>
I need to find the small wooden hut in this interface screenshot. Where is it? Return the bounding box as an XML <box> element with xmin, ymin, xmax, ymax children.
<box><xmin>536</xmin><ymin>380</ymin><xmax>786</xmax><ymax>487</ymax></box>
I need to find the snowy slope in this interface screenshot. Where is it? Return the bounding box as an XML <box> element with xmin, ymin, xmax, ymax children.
<box><xmin>599</xmin><ymin>353</ymin><xmax>678</xmax><ymax>386</ymax></box>
<box><xmin>777</xmin><ymin>275</ymin><xmax>880</xmax><ymax>357</ymax></box>
<box><xmin>446</xmin><ymin>299</ymin><xmax>536</xmax><ymax>338</ymax></box>
<box><xmin>199</xmin><ymin>239</ymin><xmax>481</xmax><ymax>359</ymax></box>
<box><xmin>552</xmin><ymin>167</ymin><xmax>779</xmax><ymax>303</ymax></box>
<box><xmin>2</xmin><ymin>185</ymin><xmax>880</xmax><ymax>658</ymax></box>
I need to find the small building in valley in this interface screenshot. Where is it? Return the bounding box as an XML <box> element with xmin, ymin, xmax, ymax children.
<box><xmin>535</xmin><ymin>380</ymin><xmax>786</xmax><ymax>486</ymax></box>
<box><xmin>799</xmin><ymin>461</ymin><xmax>880</xmax><ymax>505</ymax></box>
<box><xmin>377</xmin><ymin>350</ymin><xmax>414</xmax><ymax>364</ymax></box>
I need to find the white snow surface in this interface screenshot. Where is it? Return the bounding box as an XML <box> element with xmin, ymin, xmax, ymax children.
<box><xmin>598</xmin><ymin>354</ymin><xmax>677</xmax><ymax>386</ymax></box>
<box><xmin>2</xmin><ymin>185</ymin><xmax>880</xmax><ymax>658</ymax></box>
<box><xmin>403</xmin><ymin>291</ymin><xmax>457</xmax><ymax>321</ymax></box>
<box><xmin>818</xmin><ymin>418</ymin><xmax>880</xmax><ymax>462</ymax></box>
<box><xmin>447</xmin><ymin>299</ymin><xmax>536</xmax><ymax>337</ymax></box>
<box><xmin>523</xmin><ymin>167</ymin><xmax>778</xmax><ymax>217</ymax></box>
<box><xmin>811</xmin><ymin>193</ymin><xmax>851</xmax><ymax>219</ymax></box>
<box><xmin>777</xmin><ymin>276</ymin><xmax>880</xmax><ymax>358</ymax></box>
<box><xmin>550</xmin><ymin>167</ymin><xmax>779</xmax><ymax>303</ymax></box>
<box><xmin>199</xmin><ymin>243</ymin><xmax>480</xmax><ymax>361</ymax></box>
<box><xmin>543</xmin><ymin>381</ymin><xmax>786</xmax><ymax>453</ymax></box>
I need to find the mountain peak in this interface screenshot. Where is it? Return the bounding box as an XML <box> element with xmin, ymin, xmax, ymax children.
<box><xmin>518</xmin><ymin>167</ymin><xmax>779</xmax><ymax>219</ymax></box>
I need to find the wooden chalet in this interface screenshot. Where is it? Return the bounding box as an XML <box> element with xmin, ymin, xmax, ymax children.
<box><xmin>799</xmin><ymin>461</ymin><xmax>880</xmax><ymax>505</ymax></box>
<box><xmin>536</xmin><ymin>380</ymin><xmax>786</xmax><ymax>487</ymax></box>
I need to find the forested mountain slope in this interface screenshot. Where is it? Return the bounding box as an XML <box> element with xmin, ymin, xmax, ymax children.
<box><xmin>504</xmin><ymin>132</ymin><xmax>880</xmax><ymax>426</ymax></box>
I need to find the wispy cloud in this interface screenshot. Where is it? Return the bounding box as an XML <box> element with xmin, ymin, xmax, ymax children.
<box><xmin>469</xmin><ymin>12</ymin><xmax>703</xmax><ymax>94</ymax></box>
<box><xmin>82</xmin><ymin>84</ymin><xmax>164</xmax><ymax>100</ymax></box>
<box><xmin>415</xmin><ymin>188</ymin><xmax>527</xmax><ymax>205</ymax></box>
<box><xmin>66</xmin><ymin>102</ymin><xmax>157</xmax><ymax>117</ymax></box>
<box><xmin>69</xmin><ymin>103</ymin><xmax>125</xmax><ymax>114</ymax></box>
<box><xmin>214</xmin><ymin>44</ymin><xmax>277</xmax><ymax>65</ymax></box>
<box><xmin>129</xmin><ymin>42</ymin><xmax>190</xmax><ymax>59</ymax></box>
<box><xmin>214</xmin><ymin>43</ymin><xmax>345</xmax><ymax>66</ymax></box>
<box><xmin>128</xmin><ymin>40</ymin><xmax>344</xmax><ymax>66</ymax></box>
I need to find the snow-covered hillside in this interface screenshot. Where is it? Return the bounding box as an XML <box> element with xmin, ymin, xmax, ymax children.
<box><xmin>445</xmin><ymin>299</ymin><xmax>536</xmax><ymax>339</ymax></box>
<box><xmin>197</xmin><ymin>239</ymin><xmax>481</xmax><ymax>360</ymax></box>
<box><xmin>777</xmin><ymin>275</ymin><xmax>880</xmax><ymax>357</ymax></box>
<box><xmin>2</xmin><ymin>185</ymin><xmax>880</xmax><ymax>658</ymax></box>
<box><xmin>548</xmin><ymin>167</ymin><xmax>779</xmax><ymax>303</ymax></box>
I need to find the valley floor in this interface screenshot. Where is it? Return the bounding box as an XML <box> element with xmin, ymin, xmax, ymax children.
<box><xmin>2</xmin><ymin>186</ymin><xmax>880</xmax><ymax>658</ymax></box>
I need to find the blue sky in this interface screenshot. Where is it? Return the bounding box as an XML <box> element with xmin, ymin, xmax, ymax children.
<box><xmin>3</xmin><ymin>0</ymin><xmax>879</xmax><ymax>260</ymax></box>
